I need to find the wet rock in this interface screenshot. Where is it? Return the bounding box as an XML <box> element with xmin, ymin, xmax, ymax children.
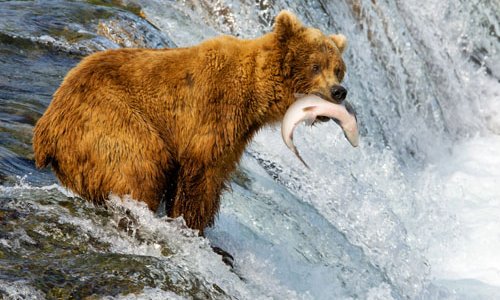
<box><xmin>96</xmin><ymin>16</ymin><xmax>175</xmax><ymax>49</ymax></box>
<box><xmin>0</xmin><ymin>0</ymin><xmax>175</xmax><ymax>55</ymax></box>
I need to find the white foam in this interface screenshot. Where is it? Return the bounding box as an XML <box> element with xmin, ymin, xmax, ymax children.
<box><xmin>104</xmin><ymin>287</ymin><xmax>188</xmax><ymax>300</ymax></box>
<box><xmin>0</xmin><ymin>280</ymin><xmax>45</xmax><ymax>300</ymax></box>
<box><xmin>366</xmin><ymin>283</ymin><xmax>396</xmax><ymax>300</ymax></box>
<box><xmin>0</xmin><ymin>175</ymin><xmax>77</xmax><ymax>198</ymax></box>
<box><xmin>425</xmin><ymin>134</ymin><xmax>500</xmax><ymax>287</ymax></box>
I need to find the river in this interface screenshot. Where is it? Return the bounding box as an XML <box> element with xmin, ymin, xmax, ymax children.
<box><xmin>0</xmin><ymin>0</ymin><xmax>499</xmax><ymax>299</ymax></box>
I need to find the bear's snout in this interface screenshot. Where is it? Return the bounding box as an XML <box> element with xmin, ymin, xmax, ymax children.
<box><xmin>331</xmin><ymin>85</ymin><xmax>347</xmax><ymax>103</ymax></box>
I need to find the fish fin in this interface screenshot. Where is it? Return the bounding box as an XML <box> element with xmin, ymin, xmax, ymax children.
<box><xmin>302</xmin><ymin>106</ymin><xmax>316</xmax><ymax>112</ymax></box>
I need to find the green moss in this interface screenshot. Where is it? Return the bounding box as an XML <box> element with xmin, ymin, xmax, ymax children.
<box><xmin>47</xmin><ymin>26</ymin><xmax>94</xmax><ymax>43</ymax></box>
<box><xmin>87</xmin><ymin>0</ymin><xmax>144</xmax><ymax>18</ymax></box>
<box><xmin>161</xmin><ymin>246</ymin><xmax>174</xmax><ymax>257</ymax></box>
<box><xmin>0</xmin><ymin>32</ymin><xmax>39</xmax><ymax>50</ymax></box>
<box><xmin>231</xmin><ymin>168</ymin><xmax>251</xmax><ymax>189</ymax></box>
<box><xmin>46</xmin><ymin>287</ymin><xmax>72</xmax><ymax>300</ymax></box>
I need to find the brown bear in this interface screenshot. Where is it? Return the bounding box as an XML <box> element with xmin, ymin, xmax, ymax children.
<box><xmin>33</xmin><ymin>11</ymin><xmax>348</xmax><ymax>234</ymax></box>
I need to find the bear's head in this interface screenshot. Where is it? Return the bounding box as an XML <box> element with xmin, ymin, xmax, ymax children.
<box><xmin>274</xmin><ymin>11</ymin><xmax>348</xmax><ymax>105</ymax></box>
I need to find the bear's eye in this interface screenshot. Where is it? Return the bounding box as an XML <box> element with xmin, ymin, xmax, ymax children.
<box><xmin>312</xmin><ymin>64</ymin><xmax>321</xmax><ymax>74</ymax></box>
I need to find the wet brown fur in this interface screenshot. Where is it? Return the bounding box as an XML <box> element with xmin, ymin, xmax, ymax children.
<box><xmin>33</xmin><ymin>11</ymin><xmax>347</xmax><ymax>233</ymax></box>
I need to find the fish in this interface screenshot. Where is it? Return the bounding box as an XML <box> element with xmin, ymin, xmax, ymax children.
<box><xmin>281</xmin><ymin>94</ymin><xmax>359</xmax><ymax>168</ymax></box>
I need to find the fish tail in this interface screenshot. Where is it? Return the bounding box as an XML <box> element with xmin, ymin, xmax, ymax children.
<box><xmin>293</xmin><ymin>148</ymin><xmax>310</xmax><ymax>169</ymax></box>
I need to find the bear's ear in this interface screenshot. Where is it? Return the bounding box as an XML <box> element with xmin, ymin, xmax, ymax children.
<box><xmin>330</xmin><ymin>34</ymin><xmax>347</xmax><ymax>54</ymax></box>
<box><xmin>274</xmin><ymin>10</ymin><xmax>303</xmax><ymax>43</ymax></box>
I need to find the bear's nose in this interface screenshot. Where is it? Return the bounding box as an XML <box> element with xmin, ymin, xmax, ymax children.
<box><xmin>331</xmin><ymin>85</ymin><xmax>347</xmax><ymax>103</ymax></box>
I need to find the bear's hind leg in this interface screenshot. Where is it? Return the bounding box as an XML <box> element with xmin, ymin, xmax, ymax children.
<box><xmin>169</xmin><ymin>162</ymin><xmax>227</xmax><ymax>235</ymax></box>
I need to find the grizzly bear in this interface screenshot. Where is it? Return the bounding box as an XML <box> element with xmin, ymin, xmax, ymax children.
<box><xmin>33</xmin><ymin>11</ymin><xmax>348</xmax><ymax>234</ymax></box>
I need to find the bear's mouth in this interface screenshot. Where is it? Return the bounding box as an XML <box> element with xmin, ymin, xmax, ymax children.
<box><xmin>312</xmin><ymin>92</ymin><xmax>333</xmax><ymax>102</ymax></box>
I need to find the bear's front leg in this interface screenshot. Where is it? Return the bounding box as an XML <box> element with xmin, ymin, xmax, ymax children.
<box><xmin>170</xmin><ymin>161</ymin><xmax>226</xmax><ymax>235</ymax></box>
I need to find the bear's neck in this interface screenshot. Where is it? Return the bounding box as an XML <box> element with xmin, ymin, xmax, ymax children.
<box><xmin>247</xmin><ymin>33</ymin><xmax>294</xmax><ymax>129</ymax></box>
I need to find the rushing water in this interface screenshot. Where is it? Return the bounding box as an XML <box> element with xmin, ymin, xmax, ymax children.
<box><xmin>0</xmin><ymin>0</ymin><xmax>499</xmax><ymax>299</ymax></box>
